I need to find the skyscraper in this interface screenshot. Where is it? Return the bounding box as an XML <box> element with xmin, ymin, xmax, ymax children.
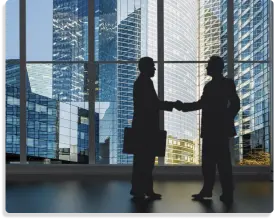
<box><xmin>52</xmin><ymin>0</ymin><xmax>88</xmax><ymax>102</ymax></box>
<box><xmin>95</xmin><ymin>0</ymin><xmax>118</xmax><ymax>164</ymax></box>
<box><xmin>87</xmin><ymin>0</ymin><xmax>199</xmax><ymax>164</ymax></box>
<box><xmin>220</xmin><ymin>0</ymin><xmax>271</xmax><ymax>163</ymax></box>
<box><xmin>52</xmin><ymin>0</ymin><xmax>90</xmax><ymax>162</ymax></box>
<box><xmin>164</xmin><ymin>0</ymin><xmax>198</xmax><ymax>164</ymax></box>
<box><xmin>6</xmin><ymin>60</ymin><xmax>59</xmax><ymax>161</ymax></box>
<box><xmin>197</xmin><ymin>0</ymin><xmax>222</xmax><ymax>163</ymax></box>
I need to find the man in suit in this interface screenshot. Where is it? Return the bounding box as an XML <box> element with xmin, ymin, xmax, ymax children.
<box><xmin>175</xmin><ymin>56</ymin><xmax>240</xmax><ymax>203</ymax></box>
<box><xmin>131</xmin><ymin>57</ymin><xmax>175</xmax><ymax>200</ymax></box>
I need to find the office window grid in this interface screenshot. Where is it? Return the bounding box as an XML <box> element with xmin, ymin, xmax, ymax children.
<box><xmin>5</xmin><ymin>0</ymin><xmax>272</xmax><ymax>166</ymax></box>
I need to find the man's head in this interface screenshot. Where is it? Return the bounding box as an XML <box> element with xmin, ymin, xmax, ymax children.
<box><xmin>138</xmin><ymin>57</ymin><xmax>156</xmax><ymax>78</ymax></box>
<box><xmin>206</xmin><ymin>56</ymin><xmax>224</xmax><ymax>77</ymax></box>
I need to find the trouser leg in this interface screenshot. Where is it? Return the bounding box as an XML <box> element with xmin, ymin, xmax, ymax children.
<box><xmin>217</xmin><ymin>138</ymin><xmax>233</xmax><ymax>196</ymax></box>
<box><xmin>201</xmin><ymin>138</ymin><xmax>216</xmax><ymax>194</ymax></box>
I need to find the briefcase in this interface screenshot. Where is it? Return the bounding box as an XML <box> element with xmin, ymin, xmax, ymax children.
<box><xmin>123</xmin><ymin>127</ymin><xmax>167</xmax><ymax>156</ymax></box>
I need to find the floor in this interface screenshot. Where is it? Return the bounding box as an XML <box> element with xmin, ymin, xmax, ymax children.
<box><xmin>6</xmin><ymin>175</ymin><xmax>273</xmax><ymax>213</ymax></box>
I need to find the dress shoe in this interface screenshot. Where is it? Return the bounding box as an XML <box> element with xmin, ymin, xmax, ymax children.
<box><xmin>192</xmin><ymin>191</ymin><xmax>212</xmax><ymax>200</ymax></box>
<box><xmin>220</xmin><ymin>194</ymin><xmax>233</xmax><ymax>203</ymax></box>
<box><xmin>146</xmin><ymin>192</ymin><xmax>162</xmax><ymax>200</ymax></box>
<box><xmin>130</xmin><ymin>190</ymin><xmax>146</xmax><ymax>198</ymax></box>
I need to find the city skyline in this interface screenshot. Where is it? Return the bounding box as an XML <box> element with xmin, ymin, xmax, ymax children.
<box><xmin>5</xmin><ymin>0</ymin><xmax>271</xmax><ymax>165</ymax></box>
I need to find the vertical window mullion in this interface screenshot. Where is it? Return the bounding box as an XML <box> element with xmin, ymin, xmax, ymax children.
<box><xmin>269</xmin><ymin>0</ymin><xmax>273</xmax><ymax>180</ymax></box>
<box><xmin>88</xmin><ymin>0</ymin><xmax>96</xmax><ymax>164</ymax></box>
<box><xmin>20</xmin><ymin>0</ymin><xmax>27</xmax><ymax>164</ymax></box>
<box><xmin>227</xmin><ymin>0</ymin><xmax>235</xmax><ymax>165</ymax></box>
<box><xmin>157</xmin><ymin>0</ymin><xmax>165</xmax><ymax>166</ymax></box>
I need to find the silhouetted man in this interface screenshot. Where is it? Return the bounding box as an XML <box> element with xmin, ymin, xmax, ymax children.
<box><xmin>175</xmin><ymin>56</ymin><xmax>240</xmax><ymax>203</ymax></box>
<box><xmin>131</xmin><ymin>57</ymin><xmax>175</xmax><ymax>200</ymax></box>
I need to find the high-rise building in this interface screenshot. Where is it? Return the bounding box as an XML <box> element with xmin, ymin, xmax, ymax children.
<box><xmin>116</xmin><ymin>8</ymin><xmax>142</xmax><ymax>164</ymax></box>
<box><xmin>164</xmin><ymin>0</ymin><xmax>198</xmax><ymax>165</ymax></box>
<box><xmin>27</xmin><ymin>64</ymin><xmax>53</xmax><ymax>98</ymax></box>
<box><xmin>220</xmin><ymin>0</ymin><xmax>271</xmax><ymax>163</ymax></box>
<box><xmin>52</xmin><ymin>0</ymin><xmax>199</xmax><ymax>164</ymax></box>
<box><xmin>6</xmin><ymin>60</ymin><xmax>58</xmax><ymax>161</ymax></box>
<box><xmin>95</xmin><ymin>0</ymin><xmax>118</xmax><ymax>164</ymax></box>
<box><xmin>51</xmin><ymin>0</ymin><xmax>90</xmax><ymax>162</ymax></box>
<box><xmin>99</xmin><ymin>138</ymin><xmax>110</xmax><ymax>164</ymax></box>
<box><xmin>197</xmin><ymin>0</ymin><xmax>222</xmax><ymax>163</ymax></box>
<box><xmin>52</xmin><ymin>0</ymin><xmax>88</xmax><ymax>102</ymax></box>
<box><xmin>7</xmin><ymin>0</ymin><xmax>271</xmax><ymax>165</ymax></box>
<box><xmin>6</xmin><ymin>59</ymin><xmax>91</xmax><ymax>163</ymax></box>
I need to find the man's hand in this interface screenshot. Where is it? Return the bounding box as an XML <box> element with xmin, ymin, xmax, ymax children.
<box><xmin>174</xmin><ymin>100</ymin><xmax>184</xmax><ymax>111</ymax></box>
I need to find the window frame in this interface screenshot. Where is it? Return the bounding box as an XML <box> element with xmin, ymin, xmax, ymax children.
<box><xmin>13</xmin><ymin>0</ymin><xmax>273</xmax><ymax>170</ymax></box>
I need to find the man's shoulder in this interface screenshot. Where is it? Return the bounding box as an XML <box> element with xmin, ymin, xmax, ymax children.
<box><xmin>223</xmin><ymin>77</ymin><xmax>235</xmax><ymax>86</ymax></box>
<box><xmin>134</xmin><ymin>75</ymin><xmax>151</xmax><ymax>89</ymax></box>
<box><xmin>134</xmin><ymin>76</ymin><xmax>142</xmax><ymax>85</ymax></box>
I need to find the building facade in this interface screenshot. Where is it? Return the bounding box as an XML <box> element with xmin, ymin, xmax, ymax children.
<box><xmin>220</xmin><ymin>0</ymin><xmax>271</xmax><ymax>163</ymax></box>
<box><xmin>6</xmin><ymin>59</ymin><xmax>92</xmax><ymax>163</ymax></box>
<box><xmin>164</xmin><ymin>0</ymin><xmax>198</xmax><ymax>164</ymax></box>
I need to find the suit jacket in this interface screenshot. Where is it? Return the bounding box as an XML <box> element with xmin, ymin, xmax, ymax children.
<box><xmin>132</xmin><ymin>74</ymin><xmax>173</xmax><ymax>132</ymax></box>
<box><xmin>182</xmin><ymin>77</ymin><xmax>240</xmax><ymax>138</ymax></box>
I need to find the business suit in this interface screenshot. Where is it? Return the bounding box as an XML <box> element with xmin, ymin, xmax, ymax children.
<box><xmin>180</xmin><ymin>76</ymin><xmax>240</xmax><ymax>197</ymax></box>
<box><xmin>131</xmin><ymin>73</ymin><xmax>173</xmax><ymax>196</ymax></box>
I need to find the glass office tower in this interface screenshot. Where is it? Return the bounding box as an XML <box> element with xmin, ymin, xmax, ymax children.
<box><xmin>164</xmin><ymin>0</ymin><xmax>198</xmax><ymax>164</ymax></box>
<box><xmin>6</xmin><ymin>59</ymin><xmax>92</xmax><ymax>163</ymax></box>
<box><xmin>6</xmin><ymin>0</ymin><xmax>271</xmax><ymax>165</ymax></box>
<box><xmin>197</xmin><ymin>0</ymin><xmax>222</xmax><ymax>164</ymax></box>
<box><xmin>220</xmin><ymin>0</ymin><xmax>271</xmax><ymax>164</ymax></box>
<box><xmin>52</xmin><ymin>0</ymin><xmax>88</xmax><ymax>101</ymax></box>
<box><xmin>52</xmin><ymin>0</ymin><xmax>89</xmax><ymax>162</ymax></box>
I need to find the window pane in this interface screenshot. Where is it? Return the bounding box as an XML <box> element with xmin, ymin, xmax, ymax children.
<box><xmin>26</xmin><ymin>64</ymin><xmax>89</xmax><ymax>164</ymax></box>
<box><xmin>95</xmin><ymin>0</ymin><xmax>157</xmax><ymax>61</ymax></box>
<box><xmin>234</xmin><ymin>63</ymin><xmax>270</xmax><ymax>165</ymax></box>
<box><xmin>164</xmin><ymin>64</ymin><xmax>199</xmax><ymax>165</ymax></box>
<box><xmin>96</xmin><ymin>64</ymin><xmax>158</xmax><ymax>164</ymax></box>
<box><xmin>164</xmin><ymin>0</ymin><xmax>227</xmax><ymax>61</ymax></box>
<box><xmin>6</xmin><ymin>0</ymin><xmax>19</xmax><ymax>59</ymax></box>
<box><xmin>234</xmin><ymin>0</ymin><xmax>270</xmax><ymax>61</ymax></box>
<box><xmin>6</xmin><ymin>61</ymin><xmax>20</xmax><ymax>163</ymax></box>
<box><xmin>164</xmin><ymin>62</ymin><xmax>270</xmax><ymax>166</ymax></box>
<box><xmin>26</xmin><ymin>0</ymin><xmax>88</xmax><ymax>61</ymax></box>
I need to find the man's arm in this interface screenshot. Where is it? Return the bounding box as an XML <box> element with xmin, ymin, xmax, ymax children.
<box><xmin>175</xmin><ymin>86</ymin><xmax>207</xmax><ymax>112</ymax></box>
<box><xmin>159</xmin><ymin>101</ymin><xmax>174</xmax><ymax>112</ymax></box>
<box><xmin>228</xmin><ymin>80</ymin><xmax>240</xmax><ymax>118</ymax></box>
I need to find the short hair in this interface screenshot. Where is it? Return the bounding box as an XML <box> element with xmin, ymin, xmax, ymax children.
<box><xmin>138</xmin><ymin>57</ymin><xmax>154</xmax><ymax>73</ymax></box>
<box><xmin>208</xmin><ymin>56</ymin><xmax>225</xmax><ymax>72</ymax></box>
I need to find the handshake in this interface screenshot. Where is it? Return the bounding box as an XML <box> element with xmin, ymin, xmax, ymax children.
<box><xmin>172</xmin><ymin>100</ymin><xmax>185</xmax><ymax>111</ymax></box>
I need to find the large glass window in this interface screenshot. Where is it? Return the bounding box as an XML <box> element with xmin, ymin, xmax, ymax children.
<box><xmin>95</xmin><ymin>0</ymin><xmax>158</xmax><ymax>61</ymax></box>
<box><xmin>234</xmin><ymin>0</ymin><xmax>270</xmax><ymax>61</ymax></box>
<box><xmin>6</xmin><ymin>75</ymin><xmax>21</xmax><ymax>163</ymax></box>
<box><xmin>25</xmin><ymin>64</ymin><xmax>89</xmax><ymax>164</ymax></box>
<box><xmin>164</xmin><ymin>0</ymin><xmax>227</xmax><ymax>61</ymax></box>
<box><xmin>234</xmin><ymin>63</ymin><xmax>271</xmax><ymax>166</ymax></box>
<box><xmin>26</xmin><ymin>0</ymin><xmax>88</xmax><ymax>61</ymax></box>
<box><xmin>164</xmin><ymin>64</ymin><xmax>199</xmax><ymax>165</ymax></box>
<box><xmin>6</xmin><ymin>0</ymin><xmax>20</xmax><ymax>163</ymax></box>
<box><xmin>5</xmin><ymin>0</ymin><xmax>273</xmax><ymax>166</ymax></box>
<box><xmin>95</xmin><ymin>64</ymin><xmax>157</xmax><ymax>164</ymax></box>
<box><xmin>6</xmin><ymin>0</ymin><xmax>19</xmax><ymax>60</ymax></box>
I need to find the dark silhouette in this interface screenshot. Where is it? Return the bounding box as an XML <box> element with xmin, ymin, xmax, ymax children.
<box><xmin>130</xmin><ymin>197</ymin><xmax>154</xmax><ymax>213</ymax></box>
<box><xmin>175</xmin><ymin>56</ymin><xmax>240</xmax><ymax>204</ymax></box>
<box><xmin>130</xmin><ymin>57</ymin><xmax>175</xmax><ymax>200</ymax></box>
